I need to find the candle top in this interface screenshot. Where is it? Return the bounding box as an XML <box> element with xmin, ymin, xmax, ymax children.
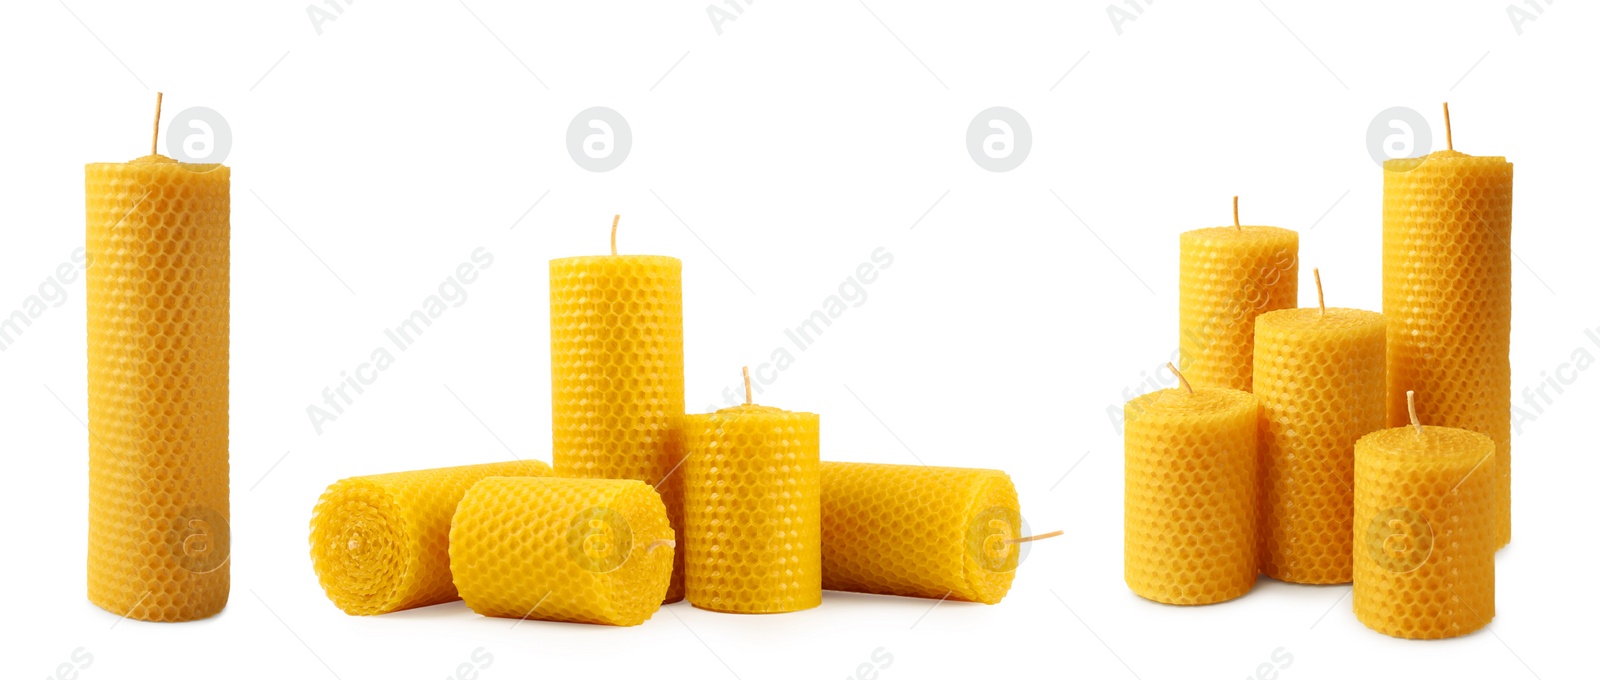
<box><xmin>1256</xmin><ymin>307</ymin><xmax>1384</xmax><ymax>333</ymax></box>
<box><xmin>1126</xmin><ymin>386</ymin><xmax>1255</xmax><ymax>419</ymax></box>
<box><xmin>700</xmin><ymin>403</ymin><xmax>818</xmax><ymax>419</ymax></box>
<box><xmin>87</xmin><ymin>153</ymin><xmax>228</xmax><ymax>172</ymax></box>
<box><xmin>1383</xmin><ymin>148</ymin><xmax>1509</xmax><ymax>173</ymax></box>
<box><xmin>550</xmin><ymin>254</ymin><xmax>681</xmax><ymax>267</ymax></box>
<box><xmin>1357</xmin><ymin>425</ymin><xmax>1493</xmax><ymax>468</ymax></box>
<box><xmin>1180</xmin><ymin>224</ymin><xmax>1297</xmax><ymax>244</ymax></box>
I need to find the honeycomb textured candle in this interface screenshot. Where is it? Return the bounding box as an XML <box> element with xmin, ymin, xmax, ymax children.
<box><xmin>1253</xmin><ymin>308</ymin><xmax>1386</xmax><ymax>584</ymax></box>
<box><xmin>308</xmin><ymin>459</ymin><xmax>552</xmax><ymax>615</ymax></box>
<box><xmin>1179</xmin><ymin>226</ymin><xmax>1298</xmax><ymax>390</ymax></box>
<box><xmin>551</xmin><ymin>254</ymin><xmax>686</xmax><ymax>602</ymax></box>
<box><xmin>86</xmin><ymin>155</ymin><xmax>230</xmax><ymax>622</ymax></box>
<box><xmin>1124</xmin><ymin>387</ymin><xmax>1258</xmax><ymax>604</ymax></box>
<box><xmin>450</xmin><ymin>478</ymin><xmax>675</xmax><ymax>627</ymax></box>
<box><xmin>1353</xmin><ymin>426</ymin><xmax>1495</xmax><ymax>639</ymax></box>
<box><xmin>820</xmin><ymin>462</ymin><xmax>1020</xmax><ymax>604</ymax></box>
<box><xmin>1383</xmin><ymin>150</ymin><xmax>1513</xmax><ymax>547</ymax></box>
<box><xmin>683</xmin><ymin>404</ymin><xmax>821</xmax><ymax>614</ymax></box>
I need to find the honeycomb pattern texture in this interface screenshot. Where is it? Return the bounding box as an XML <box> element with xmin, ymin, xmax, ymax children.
<box><xmin>1253</xmin><ymin>307</ymin><xmax>1386</xmax><ymax>584</ymax></box>
<box><xmin>1353</xmin><ymin>425</ymin><xmax>1496</xmax><ymax>639</ymax></box>
<box><xmin>1179</xmin><ymin>225</ymin><xmax>1299</xmax><ymax>391</ymax></box>
<box><xmin>682</xmin><ymin>404</ymin><xmax>821</xmax><ymax>613</ymax></box>
<box><xmin>1383</xmin><ymin>150</ymin><xmax>1513</xmax><ymax>548</ymax></box>
<box><xmin>550</xmin><ymin>254</ymin><xmax>686</xmax><ymax>602</ymax></box>
<box><xmin>450</xmin><ymin>477</ymin><xmax>674</xmax><ymax>627</ymax></box>
<box><xmin>308</xmin><ymin>459</ymin><xmax>552</xmax><ymax>615</ymax></box>
<box><xmin>820</xmin><ymin>462</ymin><xmax>1020</xmax><ymax>605</ymax></box>
<box><xmin>86</xmin><ymin>155</ymin><xmax>231</xmax><ymax>622</ymax></box>
<box><xmin>1124</xmin><ymin>387</ymin><xmax>1259</xmax><ymax>605</ymax></box>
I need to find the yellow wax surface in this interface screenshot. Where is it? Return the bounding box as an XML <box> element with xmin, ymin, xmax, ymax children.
<box><xmin>550</xmin><ymin>254</ymin><xmax>687</xmax><ymax>602</ymax></box>
<box><xmin>1253</xmin><ymin>308</ymin><xmax>1386</xmax><ymax>584</ymax></box>
<box><xmin>1383</xmin><ymin>149</ymin><xmax>1513</xmax><ymax>548</ymax></box>
<box><xmin>450</xmin><ymin>477</ymin><xmax>675</xmax><ymax>627</ymax></box>
<box><xmin>682</xmin><ymin>403</ymin><xmax>822</xmax><ymax>613</ymax></box>
<box><xmin>1179</xmin><ymin>225</ymin><xmax>1299</xmax><ymax>391</ymax></box>
<box><xmin>308</xmin><ymin>460</ymin><xmax>553</xmax><ymax>615</ymax></box>
<box><xmin>1353</xmin><ymin>425</ymin><xmax>1495</xmax><ymax>639</ymax></box>
<box><xmin>820</xmin><ymin>462</ymin><xmax>1021</xmax><ymax>605</ymax></box>
<box><xmin>1124</xmin><ymin>387</ymin><xmax>1259</xmax><ymax>605</ymax></box>
<box><xmin>86</xmin><ymin>154</ymin><xmax>230</xmax><ymax>622</ymax></box>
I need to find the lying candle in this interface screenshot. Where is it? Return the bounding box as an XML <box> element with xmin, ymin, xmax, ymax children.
<box><xmin>1253</xmin><ymin>271</ymin><xmax>1386</xmax><ymax>584</ymax></box>
<box><xmin>308</xmin><ymin>459</ymin><xmax>553</xmax><ymax>615</ymax></box>
<box><xmin>1124</xmin><ymin>364</ymin><xmax>1259</xmax><ymax>604</ymax></box>
<box><xmin>450</xmin><ymin>477</ymin><xmax>675</xmax><ymax>627</ymax></box>
<box><xmin>1383</xmin><ymin>104</ymin><xmax>1513</xmax><ymax>548</ymax></box>
<box><xmin>682</xmin><ymin>368</ymin><xmax>821</xmax><ymax>614</ymax></box>
<box><xmin>820</xmin><ymin>461</ymin><xmax>1026</xmax><ymax>604</ymax></box>
<box><xmin>550</xmin><ymin>216</ymin><xmax>687</xmax><ymax>601</ymax></box>
<box><xmin>86</xmin><ymin>94</ymin><xmax>232</xmax><ymax>622</ymax></box>
<box><xmin>1353</xmin><ymin>392</ymin><xmax>1496</xmax><ymax>639</ymax></box>
<box><xmin>1179</xmin><ymin>197</ymin><xmax>1299</xmax><ymax>390</ymax></box>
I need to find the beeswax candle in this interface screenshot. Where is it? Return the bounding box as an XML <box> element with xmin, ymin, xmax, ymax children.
<box><xmin>1383</xmin><ymin>105</ymin><xmax>1513</xmax><ymax>547</ymax></box>
<box><xmin>1253</xmin><ymin>271</ymin><xmax>1386</xmax><ymax>584</ymax></box>
<box><xmin>551</xmin><ymin>216</ymin><xmax>687</xmax><ymax>602</ymax></box>
<box><xmin>450</xmin><ymin>477</ymin><xmax>675</xmax><ymax>627</ymax></box>
<box><xmin>309</xmin><ymin>459</ymin><xmax>552</xmax><ymax>615</ymax></box>
<box><xmin>820</xmin><ymin>462</ymin><xmax>1021</xmax><ymax>604</ymax></box>
<box><xmin>1179</xmin><ymin>197</ymin><xmax>1298</xmax><ymax>390</ymax></box>
<box><xmin>87</xmin><ymin>94</ymin><xmax>231</xmax><ymax>622</ymax></box>
<box><xmin>1353</xmin><ymin>393</ymin><xmax>1495</xmax><ymax>639</ymax></box>
<box><xmin>1124</xmin><ymin>366</ymin><xmax>1258</xmax><ymax>604</ymax></box>
<box><xmin>682</xmin><ymin>369</ymin><xmax>821</xmax><ymax>613</ymax></box>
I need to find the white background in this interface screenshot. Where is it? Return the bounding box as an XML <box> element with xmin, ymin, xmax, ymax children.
<box><xmin>1</xmin><ymin>1</ymin><xmax>1593</xmax><ymax>678</ymax></box>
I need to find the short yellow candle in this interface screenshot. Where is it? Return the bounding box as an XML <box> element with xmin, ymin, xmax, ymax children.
<box><xmin>1124</xmin><ymin>366</ymin><xmax>1258</xmax><ymax>604</ymax></box>
<box><xmin>550</xmin><ymin>216</ymin><xmax>687</xmax><ymax>602</ymax></box>
<box><xmin>308</xmin><ymin>459</ymin><xmax>552</xmax><ymax>615</ymax></box>
<box><xmin>682</xmin><ymin>370</ymin><xmax>821</xmax><ymax>614</ymax></box>
<box><xmin>86</xmin><ymin>94</ymin><xmax>231</xmax><ymax>622</ymax></box>
<box><xmin>1383</xmin><ymin>105</ymin><xmax>1513</xmax><ymax>547</ymax></box>
<box><xmin>820</xmin><ymin>461</ymin><xmax>1024</xmax><ymax>605</ymax></box>
<box><xmin>1353</xmin><ymin>392</ymin><xmax>1496</xmax><ymax>639</ymax></box>
<box><xmin>1179</xmin><ymin>197</ymin><xmax>1299</xmax><ymax>391</ymax></box>
<box><xmin>1253</xmin><ymin>271</ymin><xmax>1386</xmax><ymax>584</ymax></box>
<box><xmin>450</xmin><ymin>477</ymin><xmax>676</xmax><ymax>627</ymax></box>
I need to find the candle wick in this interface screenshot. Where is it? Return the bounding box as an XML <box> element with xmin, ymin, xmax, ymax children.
<box><xmin>1232</xmin><ymin>195</ymin><xmax>1241</xmax><ymax>231</ymax></box>
<box><xmin>742</xmin><ymin>366</ymin><xmax>753</xmax><ymax>405</ymax></box>
<box><xmin>1443</xmin><ymin>102</ymin><xmax>1453</xmax><ymax>152</ymax></box>
<box><xmin>1314</xmin><ymin>267</ymin><xmax>1326</xmax><ymax>317</ymax></box>
<box><xmin>610</xmin><ymin>214</ymin><xmax>620</xmax><ymax>256</ymax></box>
<box><xmin>647</xmin><ymin>538</ymin><xmax>675</xmax><ymax>552</ymax></box>
<box><xmin>1406</xmin><ymin>390</ymin><xmax>1423</xmax><ymax>433</ymax></box>
<box><xmin>151</xmin><ymin>92</ymin><xmax>164</xmax><ymax>157</ymax></box>
<box><xmin>1006</xmin><ymin>529</ymin><xmax>1063</xmax><ymax>545</ymax></box>
<box><xmin>1166</xmin><ymin>362</ymin><xmax>1193</xmax><ymax>395</ymax></box>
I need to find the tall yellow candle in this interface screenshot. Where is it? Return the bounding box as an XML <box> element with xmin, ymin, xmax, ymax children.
<box><xmin>1253</xmin><ymin>271</ymin><xmax>1386</xmax><ymax>584</ymax></box>
<box><xmin>1353</xmin><ymin>392</ymin><xmax>1496</xmax><ymax>639</ymax></box>
<box><xmin>1383</xmin><ymin>104</ymin><xmax>1512</xmax><ymax>548</ymax></box>
<box><xmin>308</xmin><ymin>459</ymin><xmax>552</xmax><ymax>615</ymax></box>
<box><xmin>86</xmin><ymin>94</ymin><xmax>231</xmax><ymax>622</ymax></box>
<box><xmin>682</xmin><ymin>369</ymin><xmax>821</xmax><ymax>614</ymax></box>
<box><xmin>550</xmin><ymin>216</ymin><xmax>686</xmax><ymax>602</ymax></box>
<box><xmin>1179</xmin><ymin>197</ymin><xmax>1298</xmax><ymax>391</ymax></box>
<box><xmin>1124</xmin><ymin>365</ymin><xmax>1258</xmax><ymax>605</ymax></box>
<box><xmin>450</xmin><ymin>477</ymin><xmax>676</xmax><ymax>627</ymax></box>
<box><xmin>820</xmin><ymin>462</ymin><xmax>1024</xmax><ymax>605</ymax></box>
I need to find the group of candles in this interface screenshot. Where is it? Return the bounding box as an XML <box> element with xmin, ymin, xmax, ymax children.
<box><xmin>1124</xmin><ymin>104</ymin><xmax>1511</xmax><ymax>640</ymax></box>
<box><xmin>84</xmin><ymin>95</ymin><xmax>1052</xmax><ymax>625</ymax></box>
